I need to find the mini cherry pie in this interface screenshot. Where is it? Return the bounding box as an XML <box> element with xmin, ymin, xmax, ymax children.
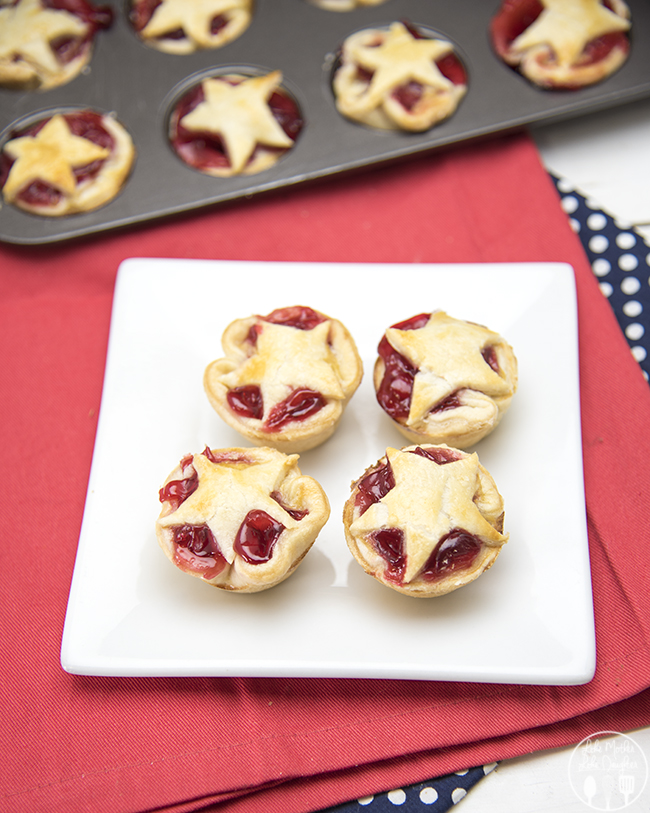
<box><xmin>0</xmin><ymin>0</ymin><xmax>113</xmax><ymax>91</ymax></box>
<box><xmin>130</xmin><ymin>0</ymin><xmax>253</xmax><ymax>54</ymax></box>
<box><xmin>343</xmin><ymin>444</ymin><xmax>508</xmax><ymax>598</ymax></box>
<box><xmin>168</xmin><ymin>71</ymin><xmax>303</xmax><ymax>177</ymax></box>
<box><xmin>332</xmin><ymin>20</ymin><xmax>467</xmax><ymax>131</ymax></box>
<box><xmin>374</xmin><ymin>311</ymin><xmax>518</xmax><ymax>448</ymax></box>
<box><xmin>0</xmin><ymin>109</ymin><xmax>135</xmax><ymax>216</ymax></box>
<box><xmin>204</xmin><ymin>306</ymin><xmax>363</xmax><ymax>453</ymax></box>
<box><xmin>156</xmin><ymin>446</ymin><xmax>330</xmax><ymax>592</ymax></box>
<box><xmin>490</xmin><ymin>0</ymin><xmax>631</xmax><ymax>89</ymax></box>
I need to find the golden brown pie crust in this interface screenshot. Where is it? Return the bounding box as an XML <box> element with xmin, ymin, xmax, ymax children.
<box><xmin>133</xmin><ymin>0</ymin><xmax>253</xmax><ymax>54</ymax></box>
<box><xmin>374</xmin><ymin>311</ymin><xmax>518</xmax><ymax>448</ymax></box>
<box><xmin>491</xmin><ymin>0</ymin><xmax>631</xmax><ymax>89</ymax></box>
<box><xmin>0</xmin><ymin>0</ymin><xmax>110</xmax><ymax>91</ymax></box>
<box><xmin>1</xmin><ymin>111</ymin><xmax>135</xmax><ymax>216</ymax></box>
<box><xmin>204</xmin><ymin>307</ymin><xmax>363</xmax><ymax>453</ymax></box>
<box><xmin>343</xmin><ymin>444</ymin><xmax>508</xmax><ymax>597</ymax></box>
<box><xmin>156</xmin><ymin>446</ymin><xmax>331</xmax><ymax>592</ymax></box>
<box><xmin>332</xmin><ymin>21</ymin><xmax>467</xmax><ymax>132</ymax></box>
<box><xmin>169</xmin><ymin>71</ymin><xmax>300</xmax><ymax>178</ymax></box>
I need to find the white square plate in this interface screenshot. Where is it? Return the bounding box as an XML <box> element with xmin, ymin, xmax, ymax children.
<box><xmin>61</xmin><ymin>259</ymin><xmax>594</xmax><ymax>684</ymax></box>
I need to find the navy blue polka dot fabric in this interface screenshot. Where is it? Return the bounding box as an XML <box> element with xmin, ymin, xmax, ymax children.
<box><xmin>326</xmin><ymin>764</ymin><xmax>497</xmax><ymax>813</ymax></box>
<box><xmin>552</xmin><ymin>173</ymin><xmax>650</xmax><ymax>384</ymax></box>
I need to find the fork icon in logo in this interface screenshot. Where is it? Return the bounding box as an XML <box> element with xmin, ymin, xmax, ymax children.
<box><xmin>618</xmin><ymin>774</ymin><xmax>634</xmax><ymax>807</ymax></box>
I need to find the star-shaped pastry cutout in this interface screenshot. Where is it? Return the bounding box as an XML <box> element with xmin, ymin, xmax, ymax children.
<box><xmin>0</xmin><ymin>0</ymin><xmax>88</xmax><ymax>76</ymax></box>
<box><xmin>141</xmin><ymin>0</ymin><xmax>247</xmax><ymax>48</ymax></box>
<box><xmin>512</xmin><ymin>0</ymin><xmax>630</xmax><ymax>67</ymax></box>
<box><xmin>157</xmin><ymin>452</ymin><xmax>300</xmax><ymax>564</ymax></box>
<box><xmin>180</xmin><ymin>72</ymin><xmax>293</xmax><ymax>174</ymax></box>
<box><xmin>224</xmin><ymin>320</ymin><xmax>346</xmax><ymax>419</ymax></box>
<box><xmin>385</xmin><ymin>311</ymin><xmax>512</xmax><ymax>425</ymax></box>
<box><xmin>350</xmin><ymin>448</ymin><xmax>505</xmax><ymax>583</ymax></box>
<box><xmin>347</xmin><ymin>22</ymin><xmax>454</xmax><ymax>112</ymax></box>
<box><xmin>2</xmin><ymin>115</ymin><xmax>110</xmax><ymax>203</ymax></box>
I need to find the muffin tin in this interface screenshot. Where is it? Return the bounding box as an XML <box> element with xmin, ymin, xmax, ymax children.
<box><xmin>2</xmin><ymin>0</ymin><xmax>650</xmax><ymax>245</ymax></box>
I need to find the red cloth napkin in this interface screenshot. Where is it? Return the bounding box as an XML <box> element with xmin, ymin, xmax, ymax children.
<box><xmin>1</xmin><ymin>132</ymin><xmax>649</xmax><ymax>813</ymax></box>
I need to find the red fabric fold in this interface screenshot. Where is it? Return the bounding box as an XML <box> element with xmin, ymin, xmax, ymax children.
<box><xmin>1</xmin><ymin>132</ymin><xmax>649</xmax><ymax>813</ymax></box>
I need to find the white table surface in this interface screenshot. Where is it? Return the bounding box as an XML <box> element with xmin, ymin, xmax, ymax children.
<box><xmin>457</xmin><ymin>98</ymin><xmax>650</xmax><ymax>812</ymax></box>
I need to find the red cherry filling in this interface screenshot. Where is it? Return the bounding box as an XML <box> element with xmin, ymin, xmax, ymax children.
<box><xmin>0</xmin><ymin>110</ymin><xmax>115</xmax><ymax>207</ymax></box>
<box><xmin>371</xmin><ymin>526</ymin><xmax>482</xmax><ymax>585</ymax></box>
<box><xmin>490</xmin><ymin>0</ymin><xmax>629</xmax><ymax>88</ymax></box>
<box><xmin>226</xmin><ymin>384</ymin><xmax>328</xmax><ymax>428</ymax></box>
<box><xmin>482</xmin><ymin>345</ymin><xmax>500</xmax><ymax>373</ymax></box>
<box><xmin>245</xmin><ymin>306</ymin><xmax>327</xmax><ymax>347</ymax></box>
<box><xmin>376</xmin><ymin>336</ymin><xmax>416</xmax><ymax>422</ymax></box>
<box><xmin>234</xmin><ymin>510</ymin><xmax>285</xmax><ymax>564</ymax></box>
<box><xmin>411</xmin><ymin>445</ymin><xmax>462</xmax><ymax>465</ymax></box>
<box><xmin>264</xmin><ymin>306</ymin><xmax>327</xmax><ymax>331</ymax></box>
<box><xmin>169</xmin><ymin>79</ymin><xmax>303</xmax><ymax>172</ymax></box>
<box><xmin>375</xmin><ymin>313</ymin><xmax>429</xmax><ymax>421</ymax></box>
<box><xmin>264</xmin><ymin>388</ymin><xmax>327</xmax><ymax>431</ymax></box>
<box><xmin>421</xmin><ymin>529</ymin><xmax>482</xmax><ymax>581</ymax></box>
<box><xmin>227</xmin><ymin>385</ymin><xmax>263</xmax><ymax>420</ymax></box>
<box><xmin>372</xmin><ymin>528</ymin><xmax>406</xmax><ymax>584</ymax></box>
<box><xmin>173</xmin><ymin>523</ymin><xmax>227</xmax><ymax>580</ymax></box>
<box><xmin>355</xmin><ymin>460</ymin><xmax>396</xmax><ymax>515</ymax></box>
<box><xmin>431</xmin><ymin>392</ymin><xmax>463</xmax><ymax>413</ymax></box>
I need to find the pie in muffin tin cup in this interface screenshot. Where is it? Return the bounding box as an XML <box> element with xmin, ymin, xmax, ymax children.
<box><xmin>1</xmin><ymin>0</ymin><xmax>650</xmax><ymax>244</ymax></box>
<box><xmin>162</xmin><ymin>64</ymin><xmax>306</xmax><ymax>175</ymax></box>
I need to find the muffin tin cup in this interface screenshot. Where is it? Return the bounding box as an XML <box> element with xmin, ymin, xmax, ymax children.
<box><xmin>1</xmin><ymin>0</ymin><xmax>650</xmax><ymax>245</ymax></box>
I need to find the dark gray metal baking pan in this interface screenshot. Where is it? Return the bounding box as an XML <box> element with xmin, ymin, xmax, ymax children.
<box><xmin>1</xmin><ymin>0</ymin><xmax>649</xmax><ymax>245</ymax></box>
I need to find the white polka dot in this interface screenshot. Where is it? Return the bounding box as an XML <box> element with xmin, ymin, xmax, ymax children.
<box><xmin>419</xmin><ymin>787</ymin><xmax>439</xmax><ymax>805</ymax></box>
<box><xmin>483</xmin><ymin>762</ymin><xmax>498</xmax><ymax>775</ymax></box>
<box><xmin>621</xmin><ymin>276</ymin><xmax>641</xmax><ymax>295</ymax></box>
<box><xmin>570</xmin><ymin>218</ymin><xmax>581</xmax><ymax>233</ymax></box>
<box><xmin>614</xmin><ymin>218</ymin><xmax>633</xmax><ymax>230</ymax></box>
<box><xmin>616</xmin><ymin>232</ymin><xmax>637</xmax><ymax>249</ymax></box>
<box><xmin>589</xmin><ymin>235</ymin><xmax>609</xmax><ymax>253</ymax></box>
<box><xmin>592</xmin><ymin>258</ymin><xmax>611</xmax><ymax>276</ymax></box>
<box><xmin>358</xmin><ymin>796</ymin><xmax>374</xmax><ymax>805</ymax></box>
<box><xmin>618</xmin><ymin>253</ymin><xmax>639</xmax><ymax>271</ymax></box>
<box><xmin>454</xmin><ymin>770</ymin><xmax>469</xmax><ymax>776</ymax></box>
<box><xmin>623</xmin><ymin>300</ymin><xmax>643</xmax><ymax>317</ymax></box>
<box><xmin>587</xmin><ymin>212</ymin><xmax>607</xmax><ymax>230</ymax></box>
<box><xmin>600</xmin><ymin>282</ymin><xmax>613</xmax><ymax>297</ymax></box>
<box><xmin>561</xmin><ymin>195</ymin><xmax>579</xmax><ymax>214</ymax></box>
<box><xmin>643</xmin><ymin>370</ymin><xmax>649</xmax><ymax>382</ymax></box>
<box><xmin>387</xmin><ymin>789</ymin><xmax>406</xmax><ymax>805</ymax></box>
<box><xmin>646</xmin><ymin>252</ymin><xmax>650</xmax><ymax>267</ymax></box>
<box><xmin>632</xmin><ymin>346</ymin><xmax>647</xmax><ymax>362</ymax></box>
<box><xmin>585</xmin><ymin>197</ymin><xmax>603</xmax><ymax>210</ymax></box>
<box><xmin>557</xmin><ymin>178</ymin><xmax>574</xmax><ymax>193</ymax></box>
<box><xmin>451</xmin><ymin>788</ymin><xmax>467</xmax><ymax>804</ymax></box>
<box><xmin>626</xmin><ymin>323</ymin><xmax>645</xmax><ymax>341</ymax></box>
